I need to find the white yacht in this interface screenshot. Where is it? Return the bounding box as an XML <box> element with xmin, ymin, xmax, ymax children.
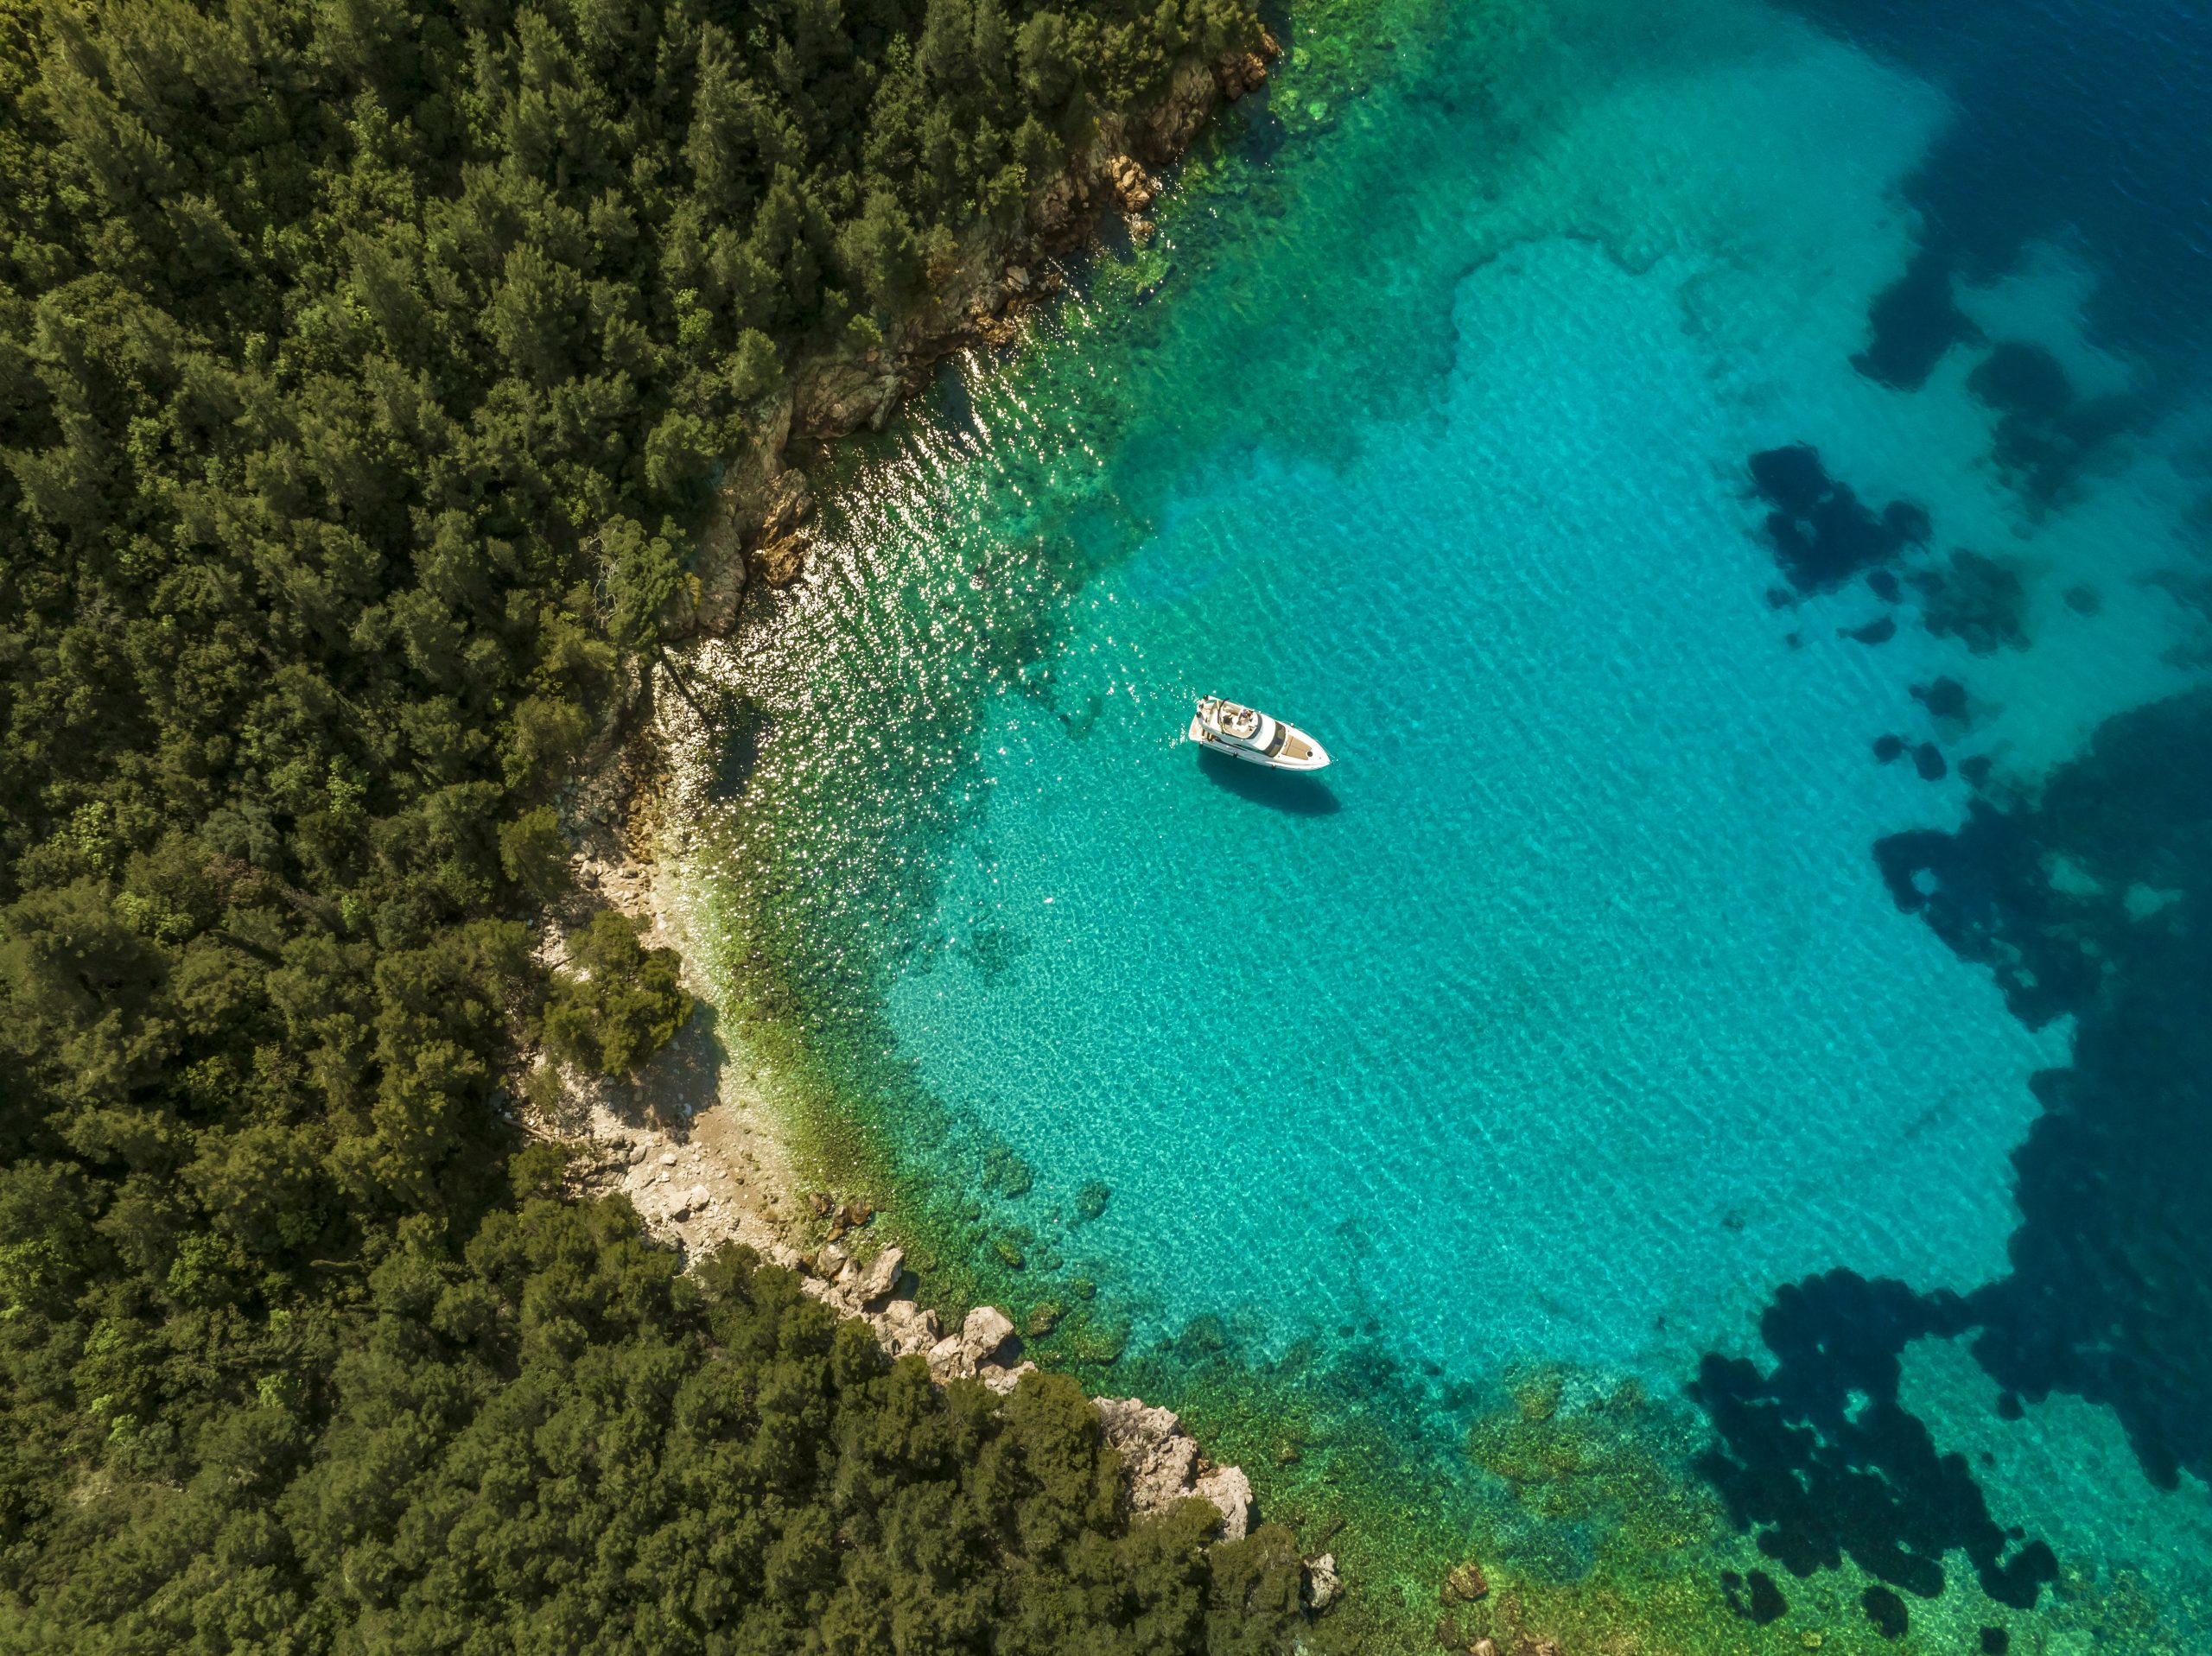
<box><xmin>1186</xmin><ymin>696</ymin><xmax>1332</xmax><ymax>771</ymax></box>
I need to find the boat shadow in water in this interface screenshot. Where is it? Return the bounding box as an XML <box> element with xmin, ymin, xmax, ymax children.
<box><xmin>1197</xmin><ymin>749</ymin><xmax>1342</xmax><ymax>815</ymax></box>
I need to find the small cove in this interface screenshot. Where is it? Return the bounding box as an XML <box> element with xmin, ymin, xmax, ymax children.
<box><xmin>675</xmin><ymin>0</ymin><xmax>2212</xmax><ymax>1646</ymax></box>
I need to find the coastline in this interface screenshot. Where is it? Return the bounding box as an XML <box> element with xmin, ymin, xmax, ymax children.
<box><xmin>512</xmin><ymin>8</ymin><xmax>2190</xmax><ymax>1653</ymax></box>
<box><xmin>518</xmin><ymin>16</ymin><xmax>1497</xmax><ymax>1648</ymax></box>
<box><xmin>518</xmin><ymin>18</ymin><xmax>1287</xmax><ymax>1280</ymax></box>
<box><xmin>509</xmin><ymin>19</ymin><xmax>1313</xmax><ymax>1603</ymax></box>
<box><xmin>658</xmin><ymin>31</ymin><xmax>1282</xmax><ymax>638</ymax></box>
<box><xmin>518</xmin><ymin>609</ymin><xmax>1294</xmax><ymax>1591</ymax></box>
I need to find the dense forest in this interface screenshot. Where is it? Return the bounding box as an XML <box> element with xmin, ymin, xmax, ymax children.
<box><xmin>0</xmin><ymin>0</ymin><xmax>1287</xmax><ymax>1640</ymax></box>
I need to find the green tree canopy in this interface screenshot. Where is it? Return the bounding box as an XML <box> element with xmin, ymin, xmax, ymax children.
<box><xmin>0</xmin><ymin>0</ymin><xmax>1278</xmax><ymax>1638</ymax></box>
<box><xmin>544</xmin><ymin>908</ymin><xmax>693</xmax><ymax>1075</ymax></box>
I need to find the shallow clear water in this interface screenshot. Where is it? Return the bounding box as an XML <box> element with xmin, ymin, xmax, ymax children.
<box><xmin>678</xmin><ymin>0</ymin><xmax>2212</xmax><ymax>1646</ymax></box>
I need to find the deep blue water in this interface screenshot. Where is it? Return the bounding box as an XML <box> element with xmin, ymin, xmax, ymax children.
<box><xmin>677</xmin><ymin>0</ymin><xmax>2212</xmax><ymax>1646</ymax></box>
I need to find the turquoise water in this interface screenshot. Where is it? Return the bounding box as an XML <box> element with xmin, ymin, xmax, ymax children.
<box><xmin>679</xmin><ymin>0</ymin><xmax>2212</xmax><ymax>1646</ymax></box>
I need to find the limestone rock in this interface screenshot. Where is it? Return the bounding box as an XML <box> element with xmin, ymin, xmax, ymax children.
<box><xmin>1304</xmin><ymin>1552</ymin><xmax>1342</xmax><ymax>1612</ymax></box>
<box><xmin>960</xmin><ymin>1304</ymin><xmax>1017</xmax><ymax>1364</ymax></box>
<box><xmin>750</xmin><ymin>530</ymin><xmax>810</xmax><ymax>587</ymax></box>
<box><xmin>1193</xmin><ymin>1462</ymin><xmax>1252</xmax><ymax>1541</ymax></box>
<box><xmin>1096</xmin><ymin>1397</ymin><xmax>1201</xmax><ymax>1517</ymax></box>
<box><xmin>926</xmin><ymin>1334</ymin><xmax>974</xmax><ymax>1381</ymax></box>
<box><xmin>978</xmin><ymin>1360</ymin><xmax>1037</xmax><ymax>1397</ymax></box>
<box><xmin>874</xmin><ymin>1298</ymin><xmax>940</xmax><ymax>1361</ymax></box>
<box><xmin>1471</xmin><ymin>1641</ymin><xmax>1498</xmax><ymax>1656</ymax></box>
<box><xmin>855</xmin><ymin>1245</ymin><xmax>905</xmax><ymax>1304</ymax></box>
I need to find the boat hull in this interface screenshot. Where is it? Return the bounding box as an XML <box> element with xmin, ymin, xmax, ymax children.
<box><xmin>1186</xmin><ymin>715</ymin><xmax>1333</xmax><ymax>771</ymax></box>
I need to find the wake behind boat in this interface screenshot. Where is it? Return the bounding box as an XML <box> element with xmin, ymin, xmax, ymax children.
<box><xmin>1186</xmin><ymin>695</ymin><xmax>1332</xmax><ymax>771</ymax></box>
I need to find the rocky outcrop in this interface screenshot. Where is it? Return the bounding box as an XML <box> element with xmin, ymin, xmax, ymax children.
<box><xmin>792</xmin><ymin>351</ymin><xmax>904</xmax><ymax>438</ymax></box>
<box><xmin>1096</xmin><ymin>1395</ymin><xmax>1252</xmax><ymax>1540</ymax></box>
<box><xmin>784</xmin><ymin>1245</ymin><xmax>1253</xmax><ymax>1539</ymax></box>
<box><xmin>620</xmin><ymin>10</ymin><xmax>1277</xmax><ymax>1572</ymax></box>
<box><xmin>659</xmin><ymin>488</ymin><xmax>748</xmax><ymax>638</ymax></box>
<box><xmin>872</xmin><ymin>1296</ymin><xmax>941</xmax><ymax>1361</ymax></box>
<box><xmin>1103</xmin><ymin>154</ymin><xmax>1160</xmax><ymax>213</ymax></box>
<box><xmin>1097</xmin><ymin>1397</ymin><xmax>1200</xmax><ymax>1510</ymax></box>
<box><xmin>1193</xmin><ymin>1462</ymin><xmax>1253</xmax><ymax>1539</ymax></box>
<box><xmin>750</xmin><ymin>531</ymin><xmax>809</xmax><ymax>588</ymax></box>
<box><xmin>1303</xmin><ymin>1552</ymin><xmax>1342</xmax><ymax>1612</ymax></box>
<box><xmin>1216</xmin><ymin>36</ymin><xmax>1274</xmax><ymax>101</ymax></box>
<box><xmin>854</xmin><ymin>1242</ymin><xmax>905</xmax><ymax>1304</ymax></box>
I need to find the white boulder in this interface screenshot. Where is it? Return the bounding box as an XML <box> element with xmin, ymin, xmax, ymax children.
<box><xmin>959</xmin><ymin>1305</ymin><xmax>1016</xmax><ymax>1364</ymax></box>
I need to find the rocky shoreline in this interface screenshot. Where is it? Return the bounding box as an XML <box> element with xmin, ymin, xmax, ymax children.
<box><xmin>802</xmin><ymin>1240</ymin><xmax>1262</xmax><ymax>1545</ymax></box>
<box><xmin>549</xmin><ymin>1086</ymin><xmax>1272</xmax><ymax>1546</ymax></box>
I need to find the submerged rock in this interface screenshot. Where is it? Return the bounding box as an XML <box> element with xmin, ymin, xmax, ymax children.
<box><xmin>1915</xmin><ymin>676</ymin><xmax>1970</xmax><ymax>720</ymax></box>
<box><xmin>1443</xmin><ymin>1558</ymin><xmax>1489</xmax><ymax>1602</ymax></box>
<box><xmin>1748</xmin><ymin>443</ymin><xmax>1923</xmax><ymax>593</ymax></box>
<box><xmin>1864</xmin><ymin>1583</ymin><xmax>1910</xmax><ymax>1639</ymax></box>
<box><xmin>1919</xmin><ymin>549</ymin><xmax>2029</xmax><ymax>654</ymax></box>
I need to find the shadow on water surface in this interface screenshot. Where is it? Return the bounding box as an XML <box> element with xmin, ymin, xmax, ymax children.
<box><xmin>1196</xmin><ymin>747</ymin><xmax>1343</xmax><ymax>815</ymax></box>
<box><xmin>714</xmin><ymin>707</ymin><xmax>773</xmax><ymax>798</ymax></box>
